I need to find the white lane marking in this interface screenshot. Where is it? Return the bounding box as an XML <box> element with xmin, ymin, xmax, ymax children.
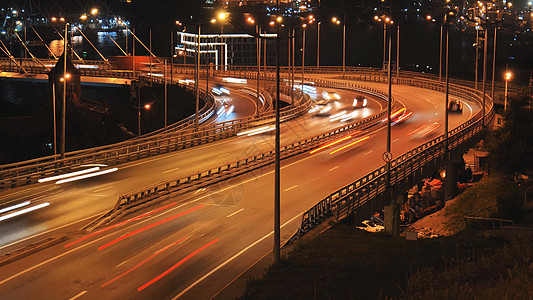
<box><xmin>329</xmin><ymin>166</ymin><xmax>340</xmax><ymax>172</ymax></box>
<box><xmin>217</xmin><ymin>153</ymin><xmax>230</xmax><ymax>158</ymax></box>
<box><xmin>163</xmin><ymin>167</ymin><xmax>181</xmax><ymax>174</ymax></box>
<box><xmin>0</xmin><ymin>186</ymin><xmax>40</xmax><ymax>201</ymax></box>
<box><xmin>463</xmin><ymin>100</ymin><xmax>474</xmax><ymax>119</ymax></box>
<box><xmin>122</xmin><ymin>156</ymin><xmax>176</xmax><ymax>169</ymax></box>
<box><xmin>0</xmin><ymin>139</ymin><xmax>344</xmax><ymax>285</ymax></box>
<box><xmin>364</xmin><ymin>151</ymin><xmax>373</xmax><ymax>155</ymax></box>
<box><xmin>172</xmin><ymin>213</ymin><xmax>302</xmax><ymax>299</ymax></box>
<box><xmin>393</xmin><ymin>138</ymin><xmax>399</xmax><ymax>143</ymax></box>
<box><xmin>69</xmin><ymin>291</ymin><xmax>87</xmax><ymax>300</ymax></box>
<box><xmin>0</xmin><ymin>229</ymin><xmax>113</xmax><ymax>285</ymax></box>
<box><xmin>92</xmin><ymin>186</ymin><xmax>114</xmax><ymax>193</ymax></box>
<box><xmin>283</xmin><ymin>185</ymin><xmax>298</xmax><ymax>192</ymax></box>
<box><xmin>226</xmin><ymin>208</ymin><xmax>244</xmax><ymax>218</ymax></box>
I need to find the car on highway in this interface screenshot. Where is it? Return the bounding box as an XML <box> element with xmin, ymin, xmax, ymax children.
<box><xmin>356</xmin><ymin>220</ymin><xmax>385</xmax><ymax>233</ymax></box>
<box><xmin>447</xmin><ymin>99</ymin><xmax>463</xmax><ymax>112</ymax></box>
<box><xmin>309</xmin><ymin>101</ymin><xmax>334</xmax><ymax>116</ymax></box>
<box><xmin>352</xmin><ymin>95</ymin><xmax>368</xmax><ymax>108</ymax></box>
<box><xmin>322</xmin><ymin>90</ymin><xmax>341</xmax><ymax>101</ymax></box>
<box><xmin>212</xmin><ymin>85</ymin><xmax>230</xmax><ymax>96</ymax></box>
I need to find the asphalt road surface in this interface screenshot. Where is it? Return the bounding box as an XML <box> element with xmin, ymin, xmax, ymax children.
<box><xmin>0</xmin><ymin>76</ymin><xmax>480</xmax><ymax>299</ymax></box>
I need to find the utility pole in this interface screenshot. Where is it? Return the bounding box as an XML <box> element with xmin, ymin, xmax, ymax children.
<box><xmin>274</xmin><ymin>0</ymin><xmax>281</xmax><ymax>265</ymax></box>
<box><xmin>61</xmin><ymin>21</ymin><xmax>68</xmax><ymax>160</ymax></box>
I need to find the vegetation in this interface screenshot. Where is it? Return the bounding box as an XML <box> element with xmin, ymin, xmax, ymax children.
<box><xmin>488</xmin><ymin>93</ymin><xmax>533</xmax><ymax>178</ymax></box>
<box><xmin>241</xmin><ymin>95</ymin><xmax>533</xmax><ymax>299</ymax></box>
<box><xmin>402</xmin><ymin>241</ymin><xmax>533</xmax><ymax>299</ymax></box>
<box><xmin>444</xmin><ymin>178</ymin><xmax>523</xmax><ymax>232</ymax></box>
<box><xmin>239</xmin><ymin>223</ymin><xmax>512</xmax><ymax>300</ymax></box>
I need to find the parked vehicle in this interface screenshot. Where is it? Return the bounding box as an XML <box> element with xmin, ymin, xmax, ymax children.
<box><xmin>356</xmin><ymin>220</ymin><xmax>385</xmax><ymax>233</ymax></box>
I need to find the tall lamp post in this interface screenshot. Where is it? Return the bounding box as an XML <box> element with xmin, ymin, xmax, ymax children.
<box><xmin>274</xmin><ymin>11</ymin><xmax>282</xmax><ymax>265</ymax></box>
<box><xmin>246</xmin><ymin>16</ymin><xmax>261</xmax><ymax>117</ymax></box>
<box><xmin>51</xmin><ymin>17</ymin><xmax>69</xmax><ymax>160</ymax></box>
<box><xmin>425</xmin><ymin>15</ymin><xmax>443</xmax><ymax>82</ymax></box>
<box><xmin>504</xmin><ymin>71</ymin><xmax>512</xmax><ymax>111</ymax></box>
<box><xmin>331</xmin><ymin>17</ymin><xmax>345</xmax><ymax>77</ymax></box>
<box><xmin>375</xmin><ymin>15</ymin><xmax>392</xmax><ymax>71</ymax></box>
<box><xmin>316</xmin><ymin>21</ymin><xmax>321</xmax><ymax>68</ymax></box>
<box><xmin>301</xmin><ymin>23</ymin><xmax>306</xmax><ymax>95</ymax></box>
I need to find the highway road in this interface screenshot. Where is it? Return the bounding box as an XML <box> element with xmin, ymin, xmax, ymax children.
<box><xmin>0</xmin><ymin>76</ymin><xmax>480</xmax><ymax>299</ymax></box>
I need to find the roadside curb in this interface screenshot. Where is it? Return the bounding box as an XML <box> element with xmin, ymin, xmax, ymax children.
<box><xmin>213</xmin><ymin>219</ymin><xmax>334</xmax><ymax>299</ymax></box>
<box><xmin>0</xmin><ymin>235</ymin><xmax>67</xmax><ymax>267</ymax></box>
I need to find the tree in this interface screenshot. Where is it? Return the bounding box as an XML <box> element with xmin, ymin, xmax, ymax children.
<box><xmin>488</xmin><ymin>93</ymin><xmax>533</xmax><ymax>178</ymax></box>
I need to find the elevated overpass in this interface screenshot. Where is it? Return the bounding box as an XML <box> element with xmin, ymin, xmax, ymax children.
<box><xmin>0</xmin><ymin>63</ymin><xmax>493</xmax><ymax>299</ymax></box>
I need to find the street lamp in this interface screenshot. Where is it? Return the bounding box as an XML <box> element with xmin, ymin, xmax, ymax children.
<box><xmin>51</xmin><ymin>16</ymin><xmax>69</xmax><ymax>159</ymax></box>
<box><xmin>136</xmin><ymin>100</ymin><xmax>151</xmax><ymax>136</ymax></box>
<box><xmin>504</xmin><ymin>71</ymin><xmax>512</xmax><ymax>111</ymax></box>
<box><xmin>214</xmin><ymin>11</ymin><xmax>227</xmax><ymax>72</ymax></box>
<box><xmin>375</xmin><ymin>15</ymin><xmax>393</xmax><ymax>71</ymax></box>
<box><xmin>247</xmin><ymin>16</ymin><xmax>261</xmax><ymax>117</ymax></box>
<box><xmin>426</xmin><ymin>15</ymin><xmax>443</xmax><ymax>81</ymax></box>
<box><xmin>331</xmin><ymin>16</ymin><xmax>345</xmax><ymax>77</ymax></box>
<box><xmin>316</xmin><ymin>21</ymin><xmax>321</xmax><ymax>68</ymax></box>
<box><xmin>301</xmin><ymin>23</ymin><xmax>306</xmax><ymax>95</ymax></box>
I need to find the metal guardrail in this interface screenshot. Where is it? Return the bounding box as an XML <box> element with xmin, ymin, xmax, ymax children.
<box><xmin>464</xmin><ymin>216</ymin><xmax>515</xmax><ymax>232</ymax></box>
<box><xmin>0</xmin><ymin>79</ymin><xmax>310</xmax><ymax>190</ymax></box>
<box><xmin>295</xmin><ymin>75</ymin><xmax>495</xmax><ymax>236</ymax></box>
<box><xmin>0</xmin><ymin>57</ymin><xmax>526</xmax><ymax>96</ymax></box>
<box><xmin>94</xmin><ymin>89</ymin><xmax>391</xmax><ymax>225</ymax></box>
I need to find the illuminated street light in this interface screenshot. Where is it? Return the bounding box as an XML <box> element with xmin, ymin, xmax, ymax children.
<box><xmin>375</xmin><ymin>15</ymin><xmax>393</xmax><ymax>71</ymax></box>
<box><xmin>301</xmin><ymin>23</ymin><xmax>307</xmax><ymax>92</ymax></box>
<box><xmin>51</xmin><ymin>16</ymin><xmax>69</xmax><ymax>159</ymax></box>
<box><xmin>331</xmin><ymin>16</ymin><xmax>345</xmax><ymax>77</ymax></box>
<box><xmin>504</xmin><ymin>71</ymin><xmax>512</xmax><ymax>111</ymax></box>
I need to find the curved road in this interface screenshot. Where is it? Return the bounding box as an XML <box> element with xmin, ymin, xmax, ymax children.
<box><xmin>0</xmin><ymin>77</ymin><xmax>480</xmax><ymax>299</ymax></box>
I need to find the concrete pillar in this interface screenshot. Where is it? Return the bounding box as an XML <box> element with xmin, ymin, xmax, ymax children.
<box><xmin>384</xmin><ymin>202</ymin><xmax>400</xmax><ymax>236</ymax></box>
<box><xmin>445</xmin><ymin>157</ymin><xmax>463</xmax><ymax>202</ymax></box>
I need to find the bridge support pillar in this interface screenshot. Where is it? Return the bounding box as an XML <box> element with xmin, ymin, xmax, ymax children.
<box><xmin>445</xmin><ymin>155</ymin><xmax>463</xmax><ymax>202</ymax></box>
<box><xmin>384</xmin><ymin>197</ymin><xmax>401</xmax><ymax>237</ymax></box>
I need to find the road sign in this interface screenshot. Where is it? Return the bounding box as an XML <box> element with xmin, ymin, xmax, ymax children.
<box><xmin>382</xmin><ymin>151</ymin><xmax>392</xmax><ymax>162</ymax></box>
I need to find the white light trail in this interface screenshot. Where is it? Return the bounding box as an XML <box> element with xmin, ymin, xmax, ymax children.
<box><xmin>225</xmin><ymin>105</ymin><xmax>234</xmax><ymax>117</ymax></box>
<box><xmin>55</xmin><ymin>168</ymin><xmax>118</xmax><ymax>184</ymax></box>
<box><xmin>222</xmin><ymin>77</ymin><xmax>247</xmax><ymax>84</ymax></box>
<box><xmin>38</xmin><ymin>167</ymin><xmax>101</xmax><ymax>183</ymax></box>
<box><xmin>0</xmin><ymin>202</ymin><xmax>50</xmax><ymax>222</ymax></box>
<box><xmin>75</xmin><ymin>64</ymin><xmax>99</xmax><ymax>69</ymax></box>
<box><xmin>216</xmin><ymin>106</ymin><xmax>226</xmax><ymax>115</ymax></box>
<box><xmin>0</xmin><ymin>201</ymin><xmax>30</xmax><ymax>214</ymax></box>
<box><xmin>328</xmin><ymin>110</ymin><xmax>347</xmax><ymax>122</ymax></box>
<box><xmin>340</xmin><ymin>111</ymin><xmax>360</xmax><ymax>122</ymax></box>
<box><xmin>237</xmin><ymin>125</ymin><xmax>275</xmax><ymax>136</ymax></box>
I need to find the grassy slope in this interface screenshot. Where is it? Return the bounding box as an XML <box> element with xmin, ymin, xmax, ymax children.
<box><xmin>240</xmin><ymin>178</ymin><xmax>532</xmax><ymax>299</ymax></box>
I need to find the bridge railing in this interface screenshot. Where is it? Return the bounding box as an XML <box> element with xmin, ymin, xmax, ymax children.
<box><xmin>100</xmin><ymin>87</ymin><xmax>391</xmax><ymax>222</ymax></box>
<box><xmin>0</xmin><ymin>79</ymin><xmax>312</xmax><ymax>189</ymax></box>
<box><xmin>296</xmin><ymin>75</ymin><xmax>494</xmax><ymax>235</ymax></box>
